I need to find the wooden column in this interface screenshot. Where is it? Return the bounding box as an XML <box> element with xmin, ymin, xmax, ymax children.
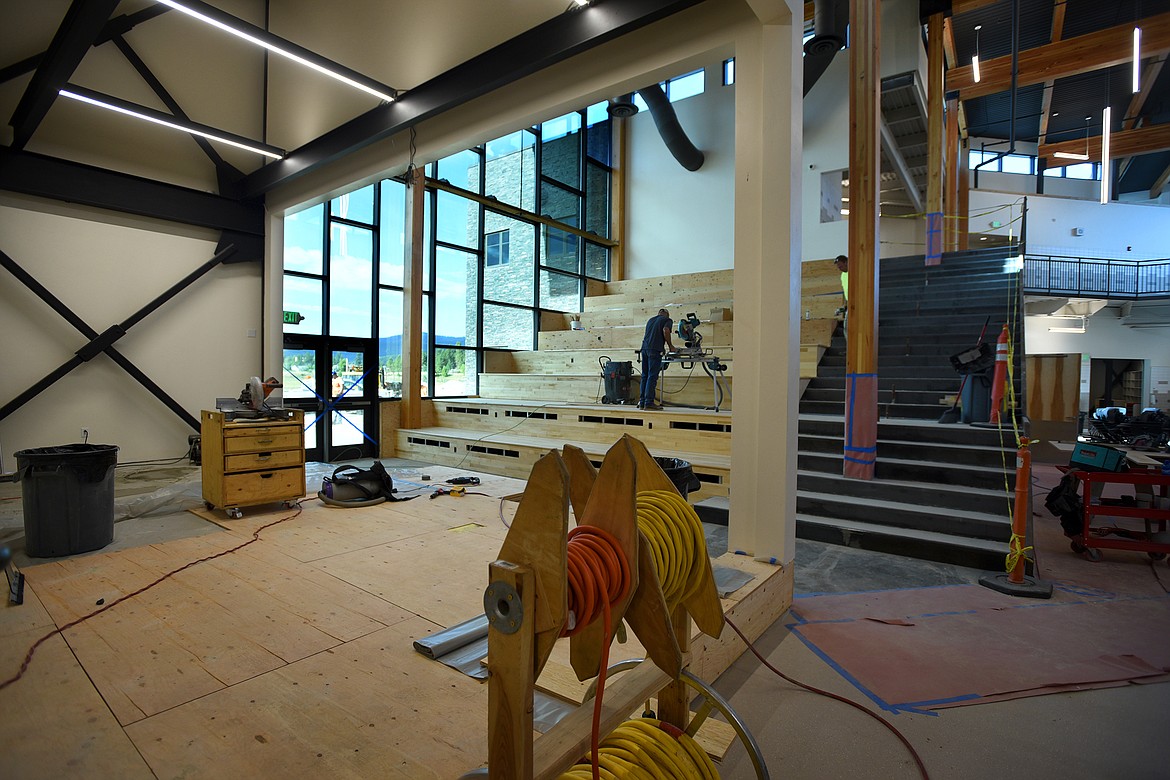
<box><xmin>925</xmin><ymin>12</ymin><xmax>945</xmax><ymax>266</ymax></box>
<box><xmin>845</xmin><ymin>0</ymin><xmax>879</xmax><ymax>481</ymax></box>
<box><xmin>945</xmin><ymin>97</ymin><xmax>960</xmax><ymax>251</ymax></box>
<box><xmin>401</xmin><ymin>166</ymin><xmax>425</xmax><ymax>429</ymax></box>
<box><xmin>958</xmin><ymin>141</ymin><xmax>971</xmax><ymax>250</ymax></box>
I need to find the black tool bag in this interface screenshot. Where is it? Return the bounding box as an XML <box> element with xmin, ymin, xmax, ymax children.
<box><xmin>319</xmin><ymin>461</ymin><xmax>415</xmax><ymax>506</ymax></box>
<box><xmin>1044</xmin><ymin>472</ymin><xmax>1084</xmax><ymax>537</ymax></box>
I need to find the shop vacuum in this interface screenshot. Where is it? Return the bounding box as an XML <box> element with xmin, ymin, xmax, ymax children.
<box><xmin>600</xmin><ymin>356</ymin><xmax>634</xmax><ymax>404</ymax></box>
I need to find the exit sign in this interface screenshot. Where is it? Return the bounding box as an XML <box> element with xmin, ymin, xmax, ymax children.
<box><xmin>283</xmin><ymin>311</ymin><xmax>305</xmax><ymax>325</ymax></box>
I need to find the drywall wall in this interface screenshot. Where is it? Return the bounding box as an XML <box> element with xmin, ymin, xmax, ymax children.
<box><xmin>0</xmin><ymin>194</ymin><xmax>262</xmax><ymax>469</ymax></box>
<box><xmin>970</xmin><ymin>190</ymin><xmax>1170</xmax><ymax>259</ymax></box>
<box><xmin>625</xmin><ymin>64</ymin><xmax>737</xmax><ymax>278</ymax></box>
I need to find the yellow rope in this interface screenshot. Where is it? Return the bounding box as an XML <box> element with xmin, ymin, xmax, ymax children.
<box><xmin>1005</xmin><ymin>532</ymin><xmax>1034</xmax><ymax>573</ymax></box>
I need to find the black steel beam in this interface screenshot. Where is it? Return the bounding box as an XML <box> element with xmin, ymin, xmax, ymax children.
<box><xmin>0</xmin><ymin>6</ymin><xmax>172</xmax><ymax>86</ymax></box>
<box><xmin>8</xmin><ymin>0</ymin><xmax>122</xmax><ymax>149</ymax></box>
<box><xmin>0</xmin><ymin>147</ymin><xmax>264</xmax><ymax>236</ymax></box>
<box><xmin>239</xmin><ymin>0</ymin><xmax>705</xmax><ymax>197</ymax></box>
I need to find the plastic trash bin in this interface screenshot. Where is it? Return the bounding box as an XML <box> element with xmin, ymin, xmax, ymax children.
<box><xmin>15</xmin><ymin>444</ymin><xmax>118</xmax><ymax>557</ymax></box>
<box><xmin>654</xmin><ymin>456</ymin><xmax>702</xmax><ymax>499</ymax></box>
<box><xmin>960</xmin><ymin>370</ymin><xmax>992</xmax><ymax>424</ymax></box>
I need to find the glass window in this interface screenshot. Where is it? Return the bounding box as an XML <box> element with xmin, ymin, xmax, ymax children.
<box><xmin>437</xmin><ymin>149</ymin><xmax>483</xmax><ymax>193</ymax></box>
<box><xmin>419</xmin><ymin>295</ymin><xmax>431</xmax><ymax>397</ymax></box>
<box><xmin>723</xmin><ymin>58</ymin><xmax>735</xmax><ymax>85</ymax></box>
<box><xmin>667</xmin><ymin>69</ymin><xmax>705</xmax><ymax>102</ymax></box>
<box><xmin>541</xmin><ymin>270</ymin><xmax>580</xmax><ymax>312</ymax></box>
<box><xmin>436</xmin><ymin>189</ymin><xmax>479</xmax><ymax>249</ymax></box>
<box><xmin>486</xmin><ymin>230</ymin><xmax>510</xmax><ymax>267</ymax></box>
<box><xmin>1065</xmin><ymin>163</ymin><xmax>1095</xmax><ymax>180</ymax></box>
<box><xmin>1043</xmin><ymin>166</ymin><xmax>1064</xmax><ymax>177</ymax></box>
<box><xmin>379</xmin><ymin>180</ymin><xmax>406</xmax><ymax>287</ymax></box>
<box><xmin>483</xmin><ymin>215</ymin><xmax>535</xmax><ymax>306</ymax></box>
<box><xmin>485</xmin><ymin>130</ymin><xmax>537</xmax><ymax>211</ymax></box>
<box><xmin>378</xmin><ymin>288</ymin><xmax>403</xmax><ymax>398</ymax></box>
<box><xmin>585</xmin><ymin>241</ymin><xmax>609</xmax><ymax>281</ymax></box>
<box><xmin>282</xmin><ymin>348</ymin><xmax>316</xmax><ymax>399</ymax></box>
<box><xmin>282</xmin><ymin>275</ymin><xmax>322</xmax><ymax>335</ymax></box>
<box><xmin>483</xmin><ymin>304</ymin><xmax>534</xmax><ymax>350</ymax></box>
<box><xmin>435</xmin><ymin>246</ymin><xmax>478</xmax><ymax>348</ymax></box>
<box><xmin>969</xmin><ymin>150</ymin><xmax>998</xmax><ymax>170</ymax></box>
<box><xmin>585</xmin><ymin>104</ymin><xmax>612</xmax><ymax>166</ymax></box>
<box><xmin>543</xmin><ymin>224</ymin><xmax>580</xmax><ymax>274</ymax></box>
<box><xmin>331</xmin><ymin>408</ymin><xmax>365</xmax><ymax>447</ymax></box>
<box><xmin>585</xmin><ymin>162</ymin><xmax>610</xmax><ymax>239</ymax></box>
<box><xmin>434</xmin><ymin>348</ymin><xmax>477</xmax><ymax>397</ymax></box>
<box><xmin>541</xmin><ymin>112</ymin><xmax>582</xmax><ymax>188</ymax></box>
<box><xmin>284</xmin><ymin>204</ymin><xmax>323</xmax><ymax>275</ymax></box>
<box><xmin>331</xmin><ymin>350</ymin><xmax>364</xmax><ymax>399</ymax></box>
<box><xmin>329</xmin><ymin>223</ymin><xmax>373</xmax><ymax>338</ymax></box>
<box><xmin>330</xmin><ymin>184</ymin><xmax>374</xmax><ymax>224</ymax></box>
<box><xmin>1001</xmin><ymin>154</ymin><xmax>1033</xmax><ymax>175</ymax></box>
<box><xmin>541</xmin><ymin>179</ymin><xmax>581</xmax><ymax>225</ymax></box>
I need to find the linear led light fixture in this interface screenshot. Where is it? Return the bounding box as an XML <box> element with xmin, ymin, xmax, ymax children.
<box><xmin>1055</xmin><ymin>115</ymin><xmax>1093</xmax><ymax>160</ymax></box>
<box><xmin>1100</xmin><ymin>106</ymin><xmax>1112</xmax><ymax>204</ymax></box>
<box><xmin>1134</xmin><ymin>27</ymin><xmax>1142</xmax><ymax>93</ymax></box>
<box><xmin>972</xmin><ymin>25</ymin><xmax>982</xmax><ymax>83</ymax></box>
<box><xmin>154</xmin><ymin>0</ymin><xmax>397</xmax><ymax>103</ymax></box>
<box><xmin>59</xmin><ymin>85</ymin><xmax>285</xmax><ymax>159</ymax></box>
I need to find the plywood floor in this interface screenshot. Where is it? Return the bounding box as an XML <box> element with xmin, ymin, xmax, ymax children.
<box><xmin>0</xmin><ymin>465</ymin><xmax>786</xmax><ymax>779</ymax></box>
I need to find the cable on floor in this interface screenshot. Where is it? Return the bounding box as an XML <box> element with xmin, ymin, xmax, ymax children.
<box><xmin>724</xmin><ymin>616</ymin><xmax>931</xmax><ymax>780</ymax></box>
<box><xmin>0</xmin><ymin>501</ymin><xmax>307</xmax><ymax>692</ymax></box>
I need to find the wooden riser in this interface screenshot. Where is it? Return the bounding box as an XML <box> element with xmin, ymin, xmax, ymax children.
<box><xmin>803</xmin><ymin>294</ymin><xmax>845</xmax><ymax>320</ymax></box>
<box><xmin>427</xmin><ymin>399</ymin><xmax>733</xmax><ymax>455</ymax></box>
<box><xmin>478</xmin><ymin>373</ymin><xmax>734</xmax><ymax>410</ymax></box>
<box><xmin>539</xmin><ymin>321</ymin><xmax>734</xmax><ymax>351</ymax></box>
<box><xmin>585</xmin><ymin>287</ymin><xmax>736</xmax><ymax>312</ymax></box>
<box><xmin>799</xmin><ymin>318</ymin><xmax>837</xmax><ymax>348</ymax></box>
<box><xmin>556</xmin><ymin>304</ymin><xmax>734</xmax><ymax>330</ymax></box>
<box><xmin>395</xmin><ymin>428</ymin><xmax>730</xmax><ymax>502</ymax></box>
<box><xmin>799</xmin><ymin>344</ymin><xmax>826</xmax><ymax>379</ymax></box>
<box><xmin>601</xmin><ymin>269</ymin><xmax>733</xmax><ymax>297</ymax></box>
<box><xmin>801</xmin><ymin>258</ymin><xmax>845</xmax><ymax>297</ymax></box>
<box><xmin>494</xmin><ymin>348</ymin><xmax>737</xmax><ymax>376</ymax></box>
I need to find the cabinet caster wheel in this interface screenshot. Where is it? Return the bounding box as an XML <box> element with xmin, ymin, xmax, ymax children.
<box><xmin>227</xmin><ymin>508</ymin><xmax>243</xmax><ymax>519</ymax></box>
<box><xmin>1149</xmin><ymin>552</ymin><xmax>1166</xmax><ymax>561</ymax></box>
<box><xmin>204</xmin><ymin>501</ymin><xmax>214</xmax><ymax>511</ymax></box>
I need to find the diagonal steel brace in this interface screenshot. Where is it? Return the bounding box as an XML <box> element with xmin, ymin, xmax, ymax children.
<box><xmin>0</xmin><ymin>244</ymin><xmax>237</xmax><ymax>429</ymax></box>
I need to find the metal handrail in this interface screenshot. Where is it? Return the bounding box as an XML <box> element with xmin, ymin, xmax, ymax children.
<box><xmin>1022</xmin><ymin>254</ymin><xmax>1170</xmax><ymax>300</ymax></box>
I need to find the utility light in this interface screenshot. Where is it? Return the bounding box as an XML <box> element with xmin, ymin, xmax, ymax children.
<box><xmin>1133</xmin><ymin>27</ymin><xmax>1142</xmax><ymax>93</ymax></box>
<box><xmin>59</xmin><ymin>86</ymin><xmax>285</xmax><ymax>159</ymax></box>
<box><xmin>972</xmin><ymin>25</ymin><xmax>982</xmax><ymax>83</ymax></box>
<box><xmin>155</xmin><ymin>0</ymin><xmax>397</xmax><ymax>103</ymax></box>
<box><xmin>1100</xmin><ymin>106</ymin><xmax>1111</xmax><ymax>204</ymax></box>
<box><xmin>1053</xmin><ymin>152</ymin><xmax>1090</xmax><ymax>161</ymax></box>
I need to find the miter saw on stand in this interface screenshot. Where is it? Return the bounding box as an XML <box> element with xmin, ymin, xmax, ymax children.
<box><xmin>216</xmin><ymin>376</ymin><xmax>296</xmax><ymax>422</ymax></box>
<box><xmin>663</xmin><ymin>313</ymin><xmax>731</xmax><ymax>412</ymax></box>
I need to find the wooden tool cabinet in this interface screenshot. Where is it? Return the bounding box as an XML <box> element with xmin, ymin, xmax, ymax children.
<box><xmin>201</xmin><ymin>409</ymin><xmax>306</xmax><ymax>518</ymax></box>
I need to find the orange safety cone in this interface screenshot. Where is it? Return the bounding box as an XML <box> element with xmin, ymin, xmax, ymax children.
<box><xmin>979</xmin><ymin>438</ymin><xmax>1053</xmax><ymax>598</ymax></box>
<box><xmin>988</xmin><ymin>324</ymin><xmax>1009</xmax><ymax>424</ymax></box>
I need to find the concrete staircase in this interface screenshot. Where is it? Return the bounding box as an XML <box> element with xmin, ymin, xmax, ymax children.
<box><xmin>794</xmin><ymin>249</ymin><xmax>1025</xmax><ymax>570</ymax></box>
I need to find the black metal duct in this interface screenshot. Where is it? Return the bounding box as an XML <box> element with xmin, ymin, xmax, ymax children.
<box><xmin>803</xmin><ymin>0</ymin><xmax>849</xmax><ymax>96</ymax></box>
<box><xmin>637</xmin><ymin>83</ymin><xmax>704</xmax><ymax>171</ymax></box>
<box><xmin>607</xmin><ymin>93</ymin><xmax>639</xmax><ymax>118</ymax></box>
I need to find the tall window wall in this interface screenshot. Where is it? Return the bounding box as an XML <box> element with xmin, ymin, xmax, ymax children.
<box><xmin>283</xmin><ymin>102</ymin><xmax>614</xmax><ymax>423</ymax></box>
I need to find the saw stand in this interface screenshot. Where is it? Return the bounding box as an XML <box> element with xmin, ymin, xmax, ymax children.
<box><xmin>472</xmin><ymin>435</ymin><xmax>757</xmax><ymax>779</ymax></box>
<box><xmin>661</xmin><ymin>351</ymin><xmax>731</xmax><ymax>412</ymax></box>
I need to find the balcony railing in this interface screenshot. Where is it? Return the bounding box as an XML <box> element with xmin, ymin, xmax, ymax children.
<box><xmin>1023</xmin><ymin>255</ymin><xmax>1170</xmax><ymax>299</ymax></box>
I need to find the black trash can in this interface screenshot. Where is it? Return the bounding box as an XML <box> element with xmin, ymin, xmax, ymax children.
<box><xmin>15</xmin><ymin>444</ymin><xmax>118</xmax><ymax>557</ymax></box>
<box><xmin>959</xmin><ymin>370</ymin><xmax>993</xmax><ymax>424</ymax></box>
<box><xmin>654</xmin><ymin>456</ymin><xmax>702</xmax><ymax>499</ymax></box>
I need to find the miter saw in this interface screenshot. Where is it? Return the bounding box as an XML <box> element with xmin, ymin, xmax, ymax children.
<box><xmin>217</xmin><ymin>376</ymin><xmax>287</xmax><ymax>420</ymax></box>
<box><xmin>674</xmin><ymin>313</ymin><xmax>705</xmax><ymax>358</ymax></box>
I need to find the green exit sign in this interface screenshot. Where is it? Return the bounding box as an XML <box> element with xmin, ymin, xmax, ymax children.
<box><xmin>283</xmin><ymin>311</ymin><xmax>305</xmax><ymax>325</ymax></box>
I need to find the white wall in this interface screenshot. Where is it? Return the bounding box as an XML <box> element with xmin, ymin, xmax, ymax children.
<box><xmin>0</xmin><ymin>195</ymin><xmax>262</xmax><ymax>471</ymax></box>
<box><xmin>625</xmin><ymin>65</ymin><xmax>737</xmax><ymax>277</ymax></box>
<box><xmin>969</xmin><ymin>190</ymin><xmax>1170</xmax><ymax>259</ymax></box>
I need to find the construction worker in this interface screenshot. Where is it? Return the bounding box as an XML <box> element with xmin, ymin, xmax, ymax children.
<box><xmin>834</xmin><ymin>254</ymin><xmax>849</xmax><ymax>337</ymax></box>
<box><xmin>638</xmin><ymin>308</ymin><xmax>676</xmax><ymax>410</ymax></box>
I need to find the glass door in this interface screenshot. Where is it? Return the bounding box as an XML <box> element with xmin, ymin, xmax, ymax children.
<box><xmin>283</xmin><ymin>337</ymin><xmax>379</xmax><ymax>463</ymax></box>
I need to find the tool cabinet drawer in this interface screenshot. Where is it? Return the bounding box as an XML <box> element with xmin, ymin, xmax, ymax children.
<box><xmin>224</xmin><ymin>449</ymin><xmax>303</xmax><ymax>473</ymax></box>
<box><xmin>220</xmin><ymin>467</ymin><xmax>305</xmax><ymax>506</ymax></box>
<box><xmin>223</xmin><ymin>431</ymin><xmax>302</xmax><ymax>455</ymax></box>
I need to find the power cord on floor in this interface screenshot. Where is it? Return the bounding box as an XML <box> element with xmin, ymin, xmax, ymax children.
<box><xmin>443</xmin><ymin>401</ymin><xmax>559</xmax><ymax>473</ymax></box>
<box><xmin>0</xmin><ymin>500</ymin><xmax>307</xmax><ymax>692</ymax></box>
<box><xmin>724</xmin><ymin>615</ymin><xmax>931</xmax><ymax>780</ymax></box>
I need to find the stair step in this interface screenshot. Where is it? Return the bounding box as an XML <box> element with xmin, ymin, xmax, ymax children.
<box><xmin>796</xmin><ymin>469</ymin><xmax>1009</xmax><ymax>514</ymax></box>
<box><xmin>795</xmin><ymin>489</ymin><xmax>1010</xmax><ymax>541</ymax></box>
<box><xmin>795</xmin><ymin>513</ymin><xmax>1008</xmax><ymax>571</ymax></box>
<box><xmin>797</xmin><ymin>414</ymin><xmax>1016</xmax><ymax>447</ymax></box>
<box><xmin>798</xmin><ymin>432</ymin><xmax>1015</xmax><ymax>468</ymax></box>
<box><xmin>800</xmin><ymin>400</ymin><xmax>949</xmax><ymax>419</ymax></box>
<box><xmin>797</xmin><ymin>451</ymin><xmax>1014</xmax><ymax>491</ymax></box>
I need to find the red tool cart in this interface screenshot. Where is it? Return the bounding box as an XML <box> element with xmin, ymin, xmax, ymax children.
<box><xmin>1074</xmin><ymin>469</ymin><xmax>1170</xmax><ymax>561</ymax></box>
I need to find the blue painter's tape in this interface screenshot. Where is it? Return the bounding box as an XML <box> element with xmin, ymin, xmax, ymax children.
<box><xmin>786</xmin><ymin>626</ymin><xmax>902</xmax><ymax>714</ymax></box>
<box><xmin>844</xmin><ymin>445</ymin><xmax>877</xmax><ymax>453</ymax></box>
<box><xmin>843</xmin><ymin>455</ymin><xmax>876</xmax><ymax>465</ymax></box>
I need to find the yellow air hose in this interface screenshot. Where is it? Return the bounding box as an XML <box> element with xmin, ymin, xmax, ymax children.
<box><xmin>635</xmin><ymin>489</ymin><xmax>708</xmax><ymax>611</ymax></box>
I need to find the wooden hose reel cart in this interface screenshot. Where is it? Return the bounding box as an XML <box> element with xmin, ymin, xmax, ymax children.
<box><xmin>476</xmin><ymin>434</ymin><xmax>767</xmax><ymax>779</ymax></box>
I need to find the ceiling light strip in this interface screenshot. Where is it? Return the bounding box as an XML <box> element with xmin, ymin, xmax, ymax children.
<box><xmin>1100</xmin><ymin>106</ymin><xmax>1111</xmax><ymax>204</ymax></box>
<box><xmin>972</xmin><ymin>25</ymin><xmax>982</xmax><ymax>83</ymax></box>
<box><xmin>59</xmin><ymin>86</ymin><xmax>285</xmax><ymax>158</ymax></box>
<box><xmin>1133</xmin><ymin>27</ymin><xmax>1141</xmax><ymax>93</ymax></box>
<box><xmin>154</xmin><ymin>0</ymin><xmax>397</xmax><ymax>103</ymax></box>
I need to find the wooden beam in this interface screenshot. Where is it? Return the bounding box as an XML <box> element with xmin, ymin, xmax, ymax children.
<box><xmin>1039</xmin><ymin>123</ymin><xmax>1170</xmax><ymax>163</ymax></box>
<box><xmin>1035</xmin><ymin>0</ymin><xmax>1066</xmax><ymax>147</ymax></box>
<box><xmin>942</xmin><ymin>17</ymin><xmax>969</xmax><ymax>140</ymax></box>
<box><xmin>958</xmin><ymin>142</ymin><xmax>971</xmax><ymax>250</ymax></box>
<box><xmin>401</xmin><ymin>167</ymin><xmax>425</xmax><ymax>429</ymax></box>
<box><xmin>845</xmin><ymin>0</ymin><xmax>879</xmax><ymax>481</ymax></box>
<box><xmin>947</xmin><ymin>13</ymin><xmax>1170</xmax><ymax>101</ymax></box>
<box><xmin>1151</xmin><ymin>161</ymin><xmax>1170</xmax><ymax>199</ymax></box>
<box><xmin>945</xmin><ymin>97</ymin><xmax>959</xmax><ymax>251</ymax></box>
<box><xmin>927</xmin><ymin>14</ymin><xmax>945</xmax><ymax>218</ymax></box>
<box><xmin>952</xmin><ymin>0</ymin><xmax>1001</xmax><ymax>13</ymax></box>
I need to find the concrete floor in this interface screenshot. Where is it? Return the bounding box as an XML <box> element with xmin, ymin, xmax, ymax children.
<box><xmin>3</xmin><ymin>459</ymin><xmax>1168</xmax><ymax>779</ymax></box>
